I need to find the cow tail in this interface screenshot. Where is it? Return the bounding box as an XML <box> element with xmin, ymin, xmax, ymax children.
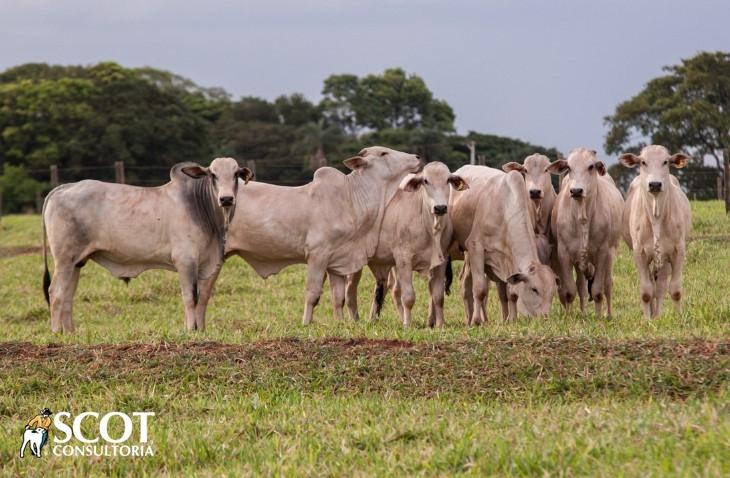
<box><xmin>445</xmin><ymin>256</ymin><xmax>453</xmax><ymax>296</ymax></box>
<box><xmin>373</xmin><ymin>282</ymin><xmax>386</xmax><ymax>316</ymax></box>
<box><xmin>41</xmin><ymin>195</ymin><xmax>51</xmax><ymax>307</ymax></box>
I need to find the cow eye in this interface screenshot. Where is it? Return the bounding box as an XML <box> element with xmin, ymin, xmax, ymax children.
<box><xmin>423</xmin><ymin>179</ymin><xmax>429</xmax><ymax>185</ymax></box>
<box><xmin>663</xmin><ymin>160</ymin><xmax>668</xmax><ymax>165</ymax></box>
<box><xmin>380</xmin><ymin>152</ymin><xmax>388</xmax><ymax>157</ymax></box>
<box><xmin>588</xmin><ymin>164</ymin><xmax>594</xmax><ymax>171</ymax></box>
<box><xmin>641</xmin><ymin>161</ymin><xmax>646</xmax><ymax>166</ymax></box>
<box><xmin>531</xmin><ymin>287</ymin><xmax>538</xmax><ymax>294</ymax></box>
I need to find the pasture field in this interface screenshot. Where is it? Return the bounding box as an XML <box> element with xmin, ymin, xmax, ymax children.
<box><xmin>1</xmin><ymin>201</ymin><xmax>729</xmax><ymax>476</ymax></box>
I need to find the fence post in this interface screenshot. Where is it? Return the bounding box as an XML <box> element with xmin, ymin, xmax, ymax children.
<box><xmin>718</xmin><ymin>175</ymin><xmax>723</xmax><ymax>201</ymax></box>
<box><xmin>50</xmin><ymin>165</ymin><xmax>59</xmax><ymax>188</ymax></box>
<box><xmin>35</xmin><ymin>190</ymin><xmax>42</xmax><ymax>214</ymax></box>
<box><xmin>246</xmin><ymin>160</ymin><xmax>257</xmax><ymax>179</ymax></box>
<box><xmin>467</xmin><ymin>141</ymin><xmax>476</xmax><ymax>165</ymax></box>
<box><xmin>114</xmin><ymin>161</ymin><xmax>125</xmax><ymax>184</ymax></box>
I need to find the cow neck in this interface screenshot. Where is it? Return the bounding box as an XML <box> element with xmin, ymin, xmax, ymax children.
<box><xmin>417</xmin><ymin>187</ymin><xmax>447</xmax><ymax>269</ymax></box>
<box><xmin>571</xmin><ymin>190</ymin><xmax>597</xmax><ymax>277</ymax></box>
<box><xmin>346</xmin><ymin>171</ymin><xmax>395</xmax><ymax>240</ymax></box>
<box><xmin>496</xmin><ymin>180</ymin><xmax>540</xmax><ymax>279</ymax></box>
<box><xmin>638</xmin><ymin>178</ymin><xmax>673</xmax><ymax>274</ymax></box>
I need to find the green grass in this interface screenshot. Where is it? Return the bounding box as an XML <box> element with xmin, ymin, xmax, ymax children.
<box><xmin>1</xmin><ymin>201</ymin><xmax>729</xmax><ymax>476</ymax></box>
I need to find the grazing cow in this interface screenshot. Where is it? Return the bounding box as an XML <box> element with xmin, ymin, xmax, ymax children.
<box><xmin>42</xmin><ymin>158</ymin><xmax>252</xmax><ymax>332</ymax></box>
<box><xmin>619</xmin><ymin>145</ymin><xmax>692</xmax><ymax>318</ymax></box>
<box><xmin>450</xmin><ymin>165</ymin><xmax>558</xmax><ymax>324</ymax></box>
<box><xmin>343</xmin><ymin>162</ymin><xmax>469</xmax><ymax>327</ymax></box>
<box><xmin>224</xmin><ymin>146</ymin><xmax>422</xmax><ymax>325</ymax></box>
<box><xmin>548</xmin><ymin>148</ymin><xmax>623</xmax><ymax>316</ymax></box>
<box><xmin>502</xmin><ymin>154</ymin><xmax>557</xmax><ymax>264</ymax></box>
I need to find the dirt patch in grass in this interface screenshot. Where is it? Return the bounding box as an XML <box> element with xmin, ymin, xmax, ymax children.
<box><xmin>0</xmin><ymin>245</ymin><xmax>41</xmax><ymax>258</ymax></box>
<box><xmin>1</xmin><ymin>337</ymin><xmax>727</xmax><ymax>401</ymax></box>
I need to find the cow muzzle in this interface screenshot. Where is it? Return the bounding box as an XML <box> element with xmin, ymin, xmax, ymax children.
<box><xmin>648</xmin><ymin>181</ymin><xmax>663</xmax><ymax>194</ymax></box>
<box><xmin>569</xmin><ymin>188</ymin><xmax>584</xmax><ymax>199</ymax></box>
<box><xmin>219</xmin><ymin>196</ymin><xmax>234</xmax><ymax>207</ymax></box>
<box><xmin>529</xmin><ymin>189</ymin><xmax>542</xmax><ymax>199</ymax></box>
<box><xmin>433</xmin><ymin>205</ymin><xmax>447</xmax><ymax>216</ymax></box>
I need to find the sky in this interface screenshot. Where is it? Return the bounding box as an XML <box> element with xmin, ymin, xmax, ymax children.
<box><xmin>1</xmin><ymin>0</ymin><xmax>728</xmax><ymax>161</ymax></box>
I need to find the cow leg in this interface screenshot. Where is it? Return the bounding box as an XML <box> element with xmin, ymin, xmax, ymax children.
<box><xmin>576</xmin><ymin>268</ymin><xmax>588</xmax><ymax>313</ymax></box>
<box><xmin>428</xmin><ymin>263</ymin><xmax>446</xmax><ymax>328</ymax></box>
<box><xmin>459</xmin><ymin>259</ymin><xmax>474</xmax><ymax>325</ymax></box>
<box><xmin>395</xmin><ymin>261</ymin><xmax>415</xmax><ymax>327</ymax></box>
<box><xmin>468</xmin><ymin>249</ymin><xmax>488</xmax><ymax>326</ymax></box>
<box><xmin>367</xmin><ymin>265</ymin><xmax>391</xmax><ymax>321</ymax></box>
<box><xmin>329</xmin><ymin>273</ymin><xmax>346</xmax><ymax>321</ymax></box>
<box><xmin>668</xmin><ymin>248</ymin><xmax>685</xmax><ymax>314</ymax></box>
<box><xmin>344</xmin><ymin>270</ymin><xmax>362</xmax><ymax>321</ymax></box>
<box><xmin>176</xmin><ymin>263</ymin><xmax>199</xmax><ymax>331</ymax></box>
<box><xmin>302</xmin><ymin>258</ymin><xmax>327</xmax><ymax>325</ymax></box>
<box><xmin>653</xmin><ymin>261</ymin><xmax>671</xmax><ymax>318</ymax></box>
<box><xmin>496</xmin><ymin>282</ymin><xmax>510</xmax><ymax>321</ymax></box>
<box><xmin>556</xmin><ymin>244</ymin><xmax>577</xmax><ymax>313</ymax></box>
<box><xmin>49</xmin><ymin>262</ymin><xmax>80</xmax><ymax>333</ymax></box>
<box><xmin>194</xmin><ymin>266</ymin><xmax>222</xmax><ymax>332</ymax></box>
<box><xmin>391</xmin><ymin>271</ymin><xmax>405</xmax><ymax>323</ymax></box>
<box><xmin>634</xmin><ymin>251</ymin><xmax>654</xmax><ymax>319</ymax></box>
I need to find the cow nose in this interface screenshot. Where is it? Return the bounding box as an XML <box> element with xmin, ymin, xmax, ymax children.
<box><xmin>529</xmin><ymin>189</ymin><xmax>542</xmax><ymax>199</ymax></box>
<box><xmin>648</xmin><ymin>181</ymin><xmax>662</xmax><ymax>193</ymax></box>
<box><xmin>415</xmin><ymin>155</ymin><xmax>421</xmax><ymax>160</ymax></box>
<box><xmin>570</xmin><ymin>188</ymin><xmax>584</xmax><ymax>198</ymax></box>
<box><xmin>434</xmin><ymin>205</ymin><xmax>448</xmax><ymax>215</ymax></box>
<box><xmin>219</xmin><ymin>196</ymin><xmax>234</xmax><ymax>207</ymax></box>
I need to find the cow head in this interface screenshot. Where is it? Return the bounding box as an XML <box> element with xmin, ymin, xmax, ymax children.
<box><xmin>181</xmin><ymin>157</ymin><xmax>253</xmax><ymax>210</ymax></box>
<box><xmin>619</xmin><ymin>145</ymin><xmax>689</xmax><ymax>195</ymax></box>
<box><xmin>399</xmin><ymin>162</ymin><xmax>468</xmax><ymax>217</ymax></box>
<box><xmin>509</xmin><ymin>262</ymin><xmax>559</xmax><ymax>316</ymax></box>
<box><xmin>343</xmin><ymin>146</ymin><xmax>422</xmax><ymax>181</ymax></box>
<box><xmin>503</xmin><ymin>154</ymin><xmax>552</xmax><ymax>201</ymax></box>
<box><xmin>547</xmin><ymin>148</ymin><xmax>605</xmax><ymax>200</ymax></box>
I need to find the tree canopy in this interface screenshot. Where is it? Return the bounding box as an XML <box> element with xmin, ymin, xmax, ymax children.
<box><xmin>0</xmin><ymin>62</ymin><xmax>560</xmax><ymax>212</ymax></box>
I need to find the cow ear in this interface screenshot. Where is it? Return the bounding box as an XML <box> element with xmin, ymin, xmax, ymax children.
<box><xmin>181</xmin><ymin>165</ymin><xmax>209</xmax><ymax>179</ymax></box>
<box><xmin>399</xmin><ymin>173</ymin><xmax>423</xmax><ymax>192</ymax></box>
<box><xmin>507</xmin><ymin>273</ymin><xmax>528</xmax><ymax>285</ymax></box>
<box><xmin>595</xmin><ymin>160</ymin><xmax>606</xmax><ymax>176</ymax></box>
<box><xmin>670</xmin><ymin>153</ymin><xmax>690</xmax><ymax>169</ymax></box>
<box><xmin>502</xmin><ymin>162</ymin><xmax>525</xmax><ymax>174</ymax></box>
<box><xmin>618</xmin><ymin>153</ymin><xmax>640</xmax><ymax>168</ymax></box>
<box><xmin>344</xmin><ymin>155</ymin><xmax>368</xmax><ymax>170</ymax></box>
<box><xmin>546</xmin><ymin>159</ymin><xmax>568</xmax><ymax>175</ymax></box>
<box><xmin>237</xmin><ymin>167</ymin><xmax>254</xmax><ymax>184</ymax></box>
<box><xmin>448</xmin><ymin>174</ymin><xmax>469</xmax><ymax>191</ymax></box>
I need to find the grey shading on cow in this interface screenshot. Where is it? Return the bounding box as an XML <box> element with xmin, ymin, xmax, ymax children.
<box><xmin>450</xmin><ymin>165</ymin><xmax>558</xmax><ymax>325</ymax></box>
<box><xmin>42</xmin><ymin>158</ymin><xmax>253</xmax><ymax>332</ymax></box>
<box><xmin>502</xmin><ymin>153</ymin><xmax>557</xmax><ymax>264</ymax></box>
<box><xmin>548</xmin><ymin>148</ymin><xmax>623</xmax><ymax>317</ymax></box>
<box><xmin>619</xmin><ymin>145</ymin><xmax>692</xmax><ymax>318</ymax></box>
<box><xmin>343</xmin><ymin>162</ymin><xmax>468</xmax><ymax>327</ymax></box>
<box><xmin>224</xmin><ymin>146</ymin><xmax>422</xmax><ymax>325</ymax></box>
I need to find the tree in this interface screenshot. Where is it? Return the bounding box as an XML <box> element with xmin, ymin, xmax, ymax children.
<box><xmin>604</xmin><ymin>51</ymin><xmax>730</xmax><ymax>212</ymax></box>
<box><xmin>0</xmin><ymin>164</ymin><xmax>45</xmax><ymax>213</ymax></box>
<box><xmin>320</xmin><ymin>68</ymin><xmax>455</xmax><ymax>133</ymax></box>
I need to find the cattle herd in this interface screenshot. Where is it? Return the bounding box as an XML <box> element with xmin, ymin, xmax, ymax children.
<box><xmin>40</xmin><ymin>145</ymin><xmax>692</xmax><ymax>333</ymax></box>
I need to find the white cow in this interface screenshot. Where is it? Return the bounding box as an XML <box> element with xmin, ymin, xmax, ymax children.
<box><xmin>619</xmin><ymin>145</ymin><xmax>692</xmax><ymax>318</ymax></box>
<box><xmin>343</xmin><ymin>162</ymin><xmax>468</xmax><ymax>327</ymax></box>
<box><xmin>225</xmin><ymin>146</ymin><xmax>422</xmax><ymax>325</ymax></box>
<box><xmin>502</xmin><ymin>154</ymin><xmax>557</xmax><ymax>264</ymax></box>
<box><xmin>548</xmin><ymin>148</ymin><xmax>623</xmax><ymax>316</ymax></box>
<box><xmin>19</xmin><ymin>428</ymin><xmax>46</xmax><ymax>458</ymax></box>
<box><xmin>450</xmin><ymin>165</ymin><xmax>558</xmax><ymax>324</ymax></box>
<box><xmin>42</xmin><ymin>158</ymin><xmax>252</xmax><ymax>332</ymax></box>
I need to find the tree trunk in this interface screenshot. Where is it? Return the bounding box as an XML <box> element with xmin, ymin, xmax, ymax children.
<box><xmin>725</xmin><ymin>148</ymin><xmax>730</xmax><ymax>214</ymax></box>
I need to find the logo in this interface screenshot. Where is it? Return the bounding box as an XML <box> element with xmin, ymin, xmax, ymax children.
<box><xmin>20</xmin><ymin>409</ymin><xmax>155</xmax><ymax>458</ymax></box>
<box><xmin>19</xmin><ymin>408</ymin><xmax>52</xmax><ymax>458</ymax></box>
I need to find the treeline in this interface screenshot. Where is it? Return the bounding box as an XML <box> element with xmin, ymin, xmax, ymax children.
<box><xmin>0</xmin><ymin>62</ymin><xmax>558</xmax><ymax>212</ymax></box>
